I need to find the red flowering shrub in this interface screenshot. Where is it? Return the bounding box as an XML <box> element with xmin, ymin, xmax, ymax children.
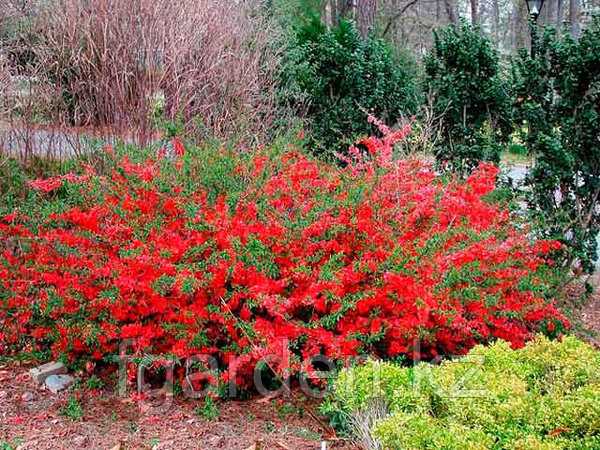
<box><xmin>0</xmin><ymin>128</ymin><xmax>567</xmax><ymax>389</ymax></box>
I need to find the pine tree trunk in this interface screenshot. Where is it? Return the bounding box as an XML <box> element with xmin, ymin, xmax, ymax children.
<box><xmin>493</xmin><ymin>0</ymin><xmax>500</xmax><ymax>45</ymax></box>
<box><xmin>556</xmin><ymin>0</ymin><xmax>564</xmax><ymax>29</ymax></box>
<box><xmin>511</xmin><ymin>0</ymin><xmax>528</xmax><ymax>50</ymax></box>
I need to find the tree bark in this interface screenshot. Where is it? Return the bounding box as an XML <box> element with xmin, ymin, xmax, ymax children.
<box><xmin>556</xmin><ymin>0</ymin><xmax>564</xmax><ymax>29</ymax></box>
<box><xmin>331</xmin><ymin>0</ymin><xmax>341</xmax><ymax>25</ymax></box>
<box><xmin>444</xmin><ymin>0</ymin><xmax>458</xmax><ymax>24</ymax></box>
<box><xmin>569</xmin><ymin>0</ymin><xmax>580</xmax><ymax>37</ymax></box>
<box><xmin>511</xmin><ymin>0</ymin><xmax>528</xmax><ymax>51</ymax></box>
<box><xmin>322</xmin><ymin>1</ymin><xmax>331</xmax><ymax>27</ymax></box>
<box><xmin>493</xmin><ymin>0</ymin><xmax>500</xmax><ymax>45</ymax></box>
<box><xmin>357</xmin><ymin>0</ymin><xmax>377</xmax><ymax>37</ymax></box>
<box><xmin>470</xmin><ymin>0</ymin><xmax>479</xmax><ymax>24</ymax></box>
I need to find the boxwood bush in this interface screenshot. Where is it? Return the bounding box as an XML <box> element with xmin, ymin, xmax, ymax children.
<box><xmin>425</xmin><ymin>22</ymin><xmax>512</xmax><ymax>175</ymax></box>
<box><xmin>511</xmin><ymin>17</ymin><xmax>600</xmax><ymax>274</ymax></box>
<box><xmin>324</xmin><ymin>335</ymin><xmax>600</xmax><ymax>449</ymax></box>
<box><xmin>281</xmin><ymin>14</ymin><xmax>420</xmax><ymax>159</ymax></box>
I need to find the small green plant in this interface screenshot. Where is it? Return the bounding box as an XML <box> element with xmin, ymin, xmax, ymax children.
<box><xmin>0</xmin><ymin>438</ymin><xmax>23</xmax><ymax>450</ymax></box>
<box><xmin>275</xmin><ymin>401</ymin><xmax>298</xmax><ymax>419</ymax></box>
<box><xmin>60</xmin><ymin>395</ymin><xmax>83</xmax><ymax>421</ymax></box>
<box><xmin>264</xmin><ymin>421</ymin><xmax>276</xmax><ymax>433</ymax></box>
<box><xmin>507</xmin><ymin>143</ymin><xmax>527</xmax><ymax>156</ymax></box>
<box><xmin>172</xmin><ymin>380</ymin><xmax>183</xmax><ymax>397</ymax></box>
<box><xmin>86</xmin><ymin>375</ymin><xmax>104</xmax><ymax>390</ymax></box>
<box><xmin>194</xmin><ymin>396</ymin><xmax>220</xmax><ymax>421</ymax></box>
<box><xmin>295</xmin><ymin>428</ymin><xmax>321</xmax><ymax>441</ymax></box>
<box><xmin>127</xmin><ymin>421</ymin><xmax>139</xmax><ymax>434</ymax></box>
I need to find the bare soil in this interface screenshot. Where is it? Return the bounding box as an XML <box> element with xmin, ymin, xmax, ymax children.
<box><xmin>0</xmin><ymin>365</ymin><xmax>354</xmax><ymax>450</ymax></box>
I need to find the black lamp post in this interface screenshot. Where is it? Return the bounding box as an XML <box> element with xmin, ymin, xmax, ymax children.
<box><xmin>525</xmin><ymin>0</ymin><xmax>545</xmax><ymax>57</ymax></box>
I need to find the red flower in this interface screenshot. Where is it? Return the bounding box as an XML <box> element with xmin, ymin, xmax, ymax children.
<box><xmin>0</xmin><ymin>124</ymin><xmax>567</xmax><ymax>390</ymax></box>
<box><xmin>172</xmin><ymin>137</ymin><xmax>185</xmax><ymax>156</ymax></box>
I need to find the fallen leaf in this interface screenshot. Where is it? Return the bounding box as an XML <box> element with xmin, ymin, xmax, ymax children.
<box><xmin>255</xmin><ymin>392</ymin><xmax>280</xmax><ymax>403</ymax></box>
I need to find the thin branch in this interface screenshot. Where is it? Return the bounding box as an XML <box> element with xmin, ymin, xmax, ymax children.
<box><xmin>382</xmin><ymin>0</ymin><xmax>419</xmax><ymax>37</ymax></box>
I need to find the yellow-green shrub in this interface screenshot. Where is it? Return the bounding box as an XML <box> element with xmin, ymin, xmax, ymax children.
<box><xmin>325</xmin><ymin>336</ymin><xmax>600</xmax><ymax>449</ymax></box>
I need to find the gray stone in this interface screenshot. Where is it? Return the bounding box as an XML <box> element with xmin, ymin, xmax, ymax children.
<box><xmin>21</xmin><ymin>391</ymin><xmax>35</xmax><ymax>402</ymax></box>
<box><xmin>73</xmin><ymin>436</ymin><xmax>87</xmax><ymax>447</ymax></box>
<box><xmin>30</xmin><ymin>361</ymin><xmax>67</xmax><ymax>385</ymax></box>
<box><xmin>44</xmin><ymin>374</ymin><xmax>74</xmax><ymax>393</ymax></box>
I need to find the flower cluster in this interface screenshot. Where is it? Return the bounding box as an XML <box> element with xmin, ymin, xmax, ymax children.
<box><xmin>0</xmin><ymin>129</ymin><xmax>567</xmax><ymax>388</ymax></box>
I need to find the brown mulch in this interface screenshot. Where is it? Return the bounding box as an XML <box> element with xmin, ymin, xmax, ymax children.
<box><xmin>581</xmin><ymin>274</ymin><xmax>600</xmax><ymax>348</ymax></box>
<box><xmin>0</xmin><ymin>365</ymin><xmax>355</xmax><ymax>450</ymax></box>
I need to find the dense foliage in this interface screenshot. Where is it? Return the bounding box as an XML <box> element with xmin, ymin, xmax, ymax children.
<box><xmin>425</xmin><ymin>22</ymin><xmax>512</xmax><ymax>174</ymax></box>
<box><xmin>325</xmin><ymin>335</ymin><xmax>600</xmax><ymax>449</ymax></box>
<box><xmin>512</xmin><ymin>17</ymin><xmax>600</xmax><ymax>274</ymax></box>
<box><xmin>0</xmin><ymin>127</ymin><xmax>567</xmax><ymax>390</ymax></box>
<box><xmin>281</xmin><ymin>14</ymin><xmax>420</xmax><ymax>158</ymax></box>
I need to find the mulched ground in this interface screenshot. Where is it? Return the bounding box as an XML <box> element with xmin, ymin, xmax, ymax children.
<box><xmin>581</xmin><ymin>275</ymin><xmax>600</xmax><ymax>348</ymax></box>
<box><xmin>0</xmin><ymin>364</ymin><xmax>354</xmax><ymax>450</ymax></box>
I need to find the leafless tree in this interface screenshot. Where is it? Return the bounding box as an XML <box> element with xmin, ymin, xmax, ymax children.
<box><xmin>1</xmin><ymin>0</ymin><xmax>284</xmax><ymax>151</ymax></box>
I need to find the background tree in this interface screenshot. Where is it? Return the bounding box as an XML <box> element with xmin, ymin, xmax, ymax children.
<box><xmin>425</xmin><ymin>22</ymin><xmax>512</xmax><ymax>174</ymax></box>
<box><xmin>512</xmin><ymin>17</ymin><xmax>600</xmax><ymax>274</ymax></box>
<box><xmin>357</xmin><ymin>0</ymin><xmax>378</xmax><ymax>35</ymax></box>
<box><xmin>281</xmin><ymin>11</ymin><xmax>420</xmax><ymax>157</ymax></box>
<box><xmin>570</xmin><ymin>0</ymin><xmax>581</xmax><ymax>37</ymax></box>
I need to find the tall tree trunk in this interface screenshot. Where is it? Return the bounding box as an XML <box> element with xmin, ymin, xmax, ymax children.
<box><xmin>333</xmin><ymin>0</ymin><xmax>346</xmax><ymax>25</ymax></box>
<box><xmin>357</xmin><ymin>0</ymin><xmax>377</xmax><ymax>36</ymax></box>
<box><xmin>327</xmin><ymin>0</ymin><xmax>335</xmax><ymax>26</ymax></box>
<box><xmin>511</xmin><ymin>0</ymin><xmax>528</xmax><ymax>51</ymax></box>
<box><xmin>444</xmin><ymin>0</ymin><xmax>458</xmax><ymax>24</ymax></box>
<box><xmin>470</xmin><ymin>0</ymin><xmax>479</xmax><ymax>24</ymax></box>
<box><xmin>493</xmin><ymin>0</ymin><xmax>500</xmax><ymax>45</ymax></box>
<box><xmin>569</xmin><ymin>0</ymin><xmax>580</xmax><ymax>37</ymax></box>
<box><xmin>556</xmin><ymin>0</ymin><xmax>564</xmax><ymax>29</ymax></box>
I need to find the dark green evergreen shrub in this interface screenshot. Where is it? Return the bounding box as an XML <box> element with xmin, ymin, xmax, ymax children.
<box><xmin>281</xmin><ymin>15</ymin><xmax>420</xmax><ymax>158</ymax></box>
<box><xmin>512</xmin><ymin>17</ymin><xmax>600</xmax><ymax>273</ymax></box>
<box><xmin>425</xmin><ymin>22</ymin><xmax>512</xmax><ymax>174</ymax></box>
